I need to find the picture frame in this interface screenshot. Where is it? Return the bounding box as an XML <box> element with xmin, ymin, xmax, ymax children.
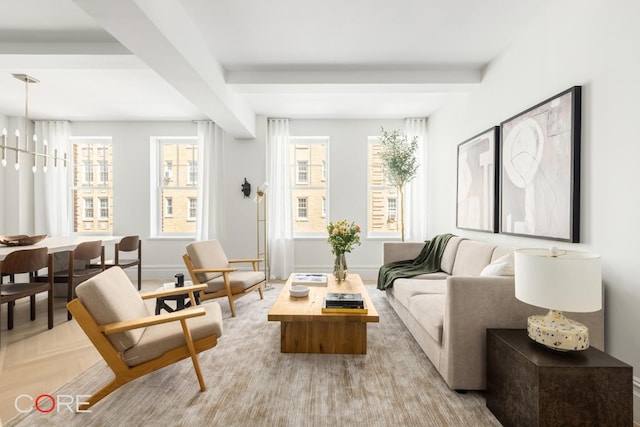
<box><xmin>456</xmin><ymin>126</ymin><xmax>500</xmax><ymax>233</ymax></box>
<box><xmin>499</xmin><ymin>86</ymin><xmax>581</xmax><ymax>242</ymax></box>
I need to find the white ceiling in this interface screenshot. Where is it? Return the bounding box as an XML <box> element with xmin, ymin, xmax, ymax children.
<box><xmin>0</xmin><ymin>0</ymin><xmax>552</xmax><ymax>137</ymax></box>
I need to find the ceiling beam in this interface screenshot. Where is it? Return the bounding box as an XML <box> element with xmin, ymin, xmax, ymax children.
<box><xmin>73</xmin><ymin>0</ymin><xmax>256</xmax><ymax>138</ymax></box>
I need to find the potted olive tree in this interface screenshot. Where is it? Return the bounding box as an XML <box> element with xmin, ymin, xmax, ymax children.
<box><xmin>379</xmin><ymin>127</ymin><xmax>419</xmax><ymax>241</ymax></box>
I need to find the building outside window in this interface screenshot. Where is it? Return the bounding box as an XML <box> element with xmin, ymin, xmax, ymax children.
<box><xmin>368</xmin><ymin>137</ymin><xmax>400</xmax><ymax>235</ymax></box>
<box><xmin>72</xmin><ymin>138</ymin><xmax>113</xmax><ymax>233</ymax></box>
<box><xmin>289</xmin><ymin>137</ymin><xmax>328</xmax><ymax>236</ymax></box>
<box><xmin>297</xmin><ymin>197</ymin><xmax>308</xmax><ymax>220</ymax></box>
<box><xmin>83</xmin><ymin>198</ymin><xmax>94</xmax><ymax>219</ymax></box>
<box><xmin>165</xmin><ymin>197</ymin><xmax>173</xmax><ymax>217</ymax></box>
<box><xmin>154</xmin><ymin>138</ymin><xmax>199</xmax><ymax>235</ymax></box>
<box><xmin>187</xmin><ymin>198</ymin><xmax>197</xmax><ymax>221</ymax></box>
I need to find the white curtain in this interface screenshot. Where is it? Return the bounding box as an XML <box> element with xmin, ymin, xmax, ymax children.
<box><xmin>404</xmin><ymin>118</ymin><xmax>428</xmax><ymax>241</ymax></box>
<box><xmin>266</xmin><ymin>118</ymin><xmax>294</xmax><ymax>279</ymax></box>
<box><xmin>34</xmin><ymin>121</ymin><xmax>71</xmax><ymax>237</ymax></box>
<box><xmin>195</xmin><ymin>121</ymin><xmax>224</xmax><ymax>241</ymax></box>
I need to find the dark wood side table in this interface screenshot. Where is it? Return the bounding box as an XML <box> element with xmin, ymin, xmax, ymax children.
<box><xmin>486</xmin><ymin>329</ymin><xmax>632</xmax><ymax>427</ymax></box>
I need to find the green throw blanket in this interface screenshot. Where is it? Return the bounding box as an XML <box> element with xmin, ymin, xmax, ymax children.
<box><xmin>377</xmin><ymin>233</ymin><xmax>455</xmax><ymax>290</ymax></box>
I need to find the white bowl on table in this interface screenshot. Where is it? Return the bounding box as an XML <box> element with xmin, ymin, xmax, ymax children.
<box><xmin>289</xmin><ymin>285</ymin><xmax>309</xmax><ymax>297</ymax></box>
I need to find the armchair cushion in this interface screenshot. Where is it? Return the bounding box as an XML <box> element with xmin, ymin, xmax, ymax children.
<box><xmin>123</xmin><ymin>303</ymin><xmax>223</xmax><ymax>367</ymax></box>
<box><xmin>204</xmin><ymin>271</ymin><xmax>266</xmax><ymax>293</ymax></box>
<box><xmin>76</xmin><ymin>267</ymin><xmax>150</xmax><ymax>352</ymax></box>
<box><xmin>186</xmin><ymin>240</ymin><xmax>229</xmax><ymax>283</ymax></box>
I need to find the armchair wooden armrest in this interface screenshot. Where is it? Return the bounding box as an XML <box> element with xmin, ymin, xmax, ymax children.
<box><xmin>99</xmin><ymin>307</ymin><xmax>206</xmax><ymax>335</ymax></box>
<box><xmin>191</xmin><ymin>267</ymin><xmax>236</xmax><ymax>274</ymax></box>
<box><xmin>228</xmin><ymin>258</ymin><xmax>264</xmax><ymax>263</ymax></box>
<box><xmin>140</xmin><ymin>284</ymin><xmax>207</xmax><ymax>300</ymax></box>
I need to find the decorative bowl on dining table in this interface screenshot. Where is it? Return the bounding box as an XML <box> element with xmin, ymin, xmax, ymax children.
<box><xmin>0</xmin><ymin>234</ymin><xmax>47</xmax><ymax>246</ymax></box>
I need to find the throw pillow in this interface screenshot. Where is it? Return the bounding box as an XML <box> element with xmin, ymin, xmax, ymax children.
<box><xmin>492</xmin><ymin>253</ymin><xmax>515</xmax><ymax>275</ymax></box>
<box><xmin>480</xmin><ymin>262</ymin><xmax>507</xmax><ymax>276</ymax></box>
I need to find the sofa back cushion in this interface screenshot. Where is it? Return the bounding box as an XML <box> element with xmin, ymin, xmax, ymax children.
<box><xmin>451</xmin><ymin>240</ymin><xmax>497</xmax><ymax>275</ymax></box>
<box><xmin>491</xmin><ymin>246</ymin><xmax>514</xmax><ymax>262</ymax></box>
<box><xmin>440</xmin><ymin>237</ymin><xmax>466</xmax><ymax>274</ymax></box>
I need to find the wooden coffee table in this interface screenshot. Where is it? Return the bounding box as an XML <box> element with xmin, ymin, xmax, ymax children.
<box><xmin>267</xmin><ymin>273</ymin><xmax>379</xmax><ymax>354</ymax></box>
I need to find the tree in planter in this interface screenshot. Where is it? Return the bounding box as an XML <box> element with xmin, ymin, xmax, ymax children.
<box><xmin>378</xmin><ymin>127</ymin><xmax>419</xmax><ymax>241</ymax></box>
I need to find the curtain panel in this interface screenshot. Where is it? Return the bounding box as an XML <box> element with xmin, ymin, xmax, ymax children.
<box><xmin>404</xmin><ymin>118</ymin><xmax>428</xmax><ymax>241</ymax></box>
<box><xmin>266</xmin><ymin>118</ymin><xmax>294</xmax><ymax>280</ymax></box>
<box><xmin>195</xmin><ymin>121</ymin><xmax>224</xmax><ymax>241</ymax></box>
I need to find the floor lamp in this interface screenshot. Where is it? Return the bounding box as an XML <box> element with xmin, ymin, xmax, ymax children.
<box><xmin>256</xmin><ymin>183</ymin><xmax>269</xmax><ymax>284</ymax></box>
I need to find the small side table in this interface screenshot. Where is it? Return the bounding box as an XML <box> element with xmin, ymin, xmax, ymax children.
<box><xmin>155</xmin><ymin>285</ymin><xmax>201</xmax><ymax>315</ymax></box>
<box><xmin>486</xmin><ymin>329</ymin><xmax>632</xmax><ymax>427</ymax></box>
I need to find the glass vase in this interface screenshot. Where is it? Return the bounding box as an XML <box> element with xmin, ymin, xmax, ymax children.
<box><xmin>333</xmin><ymin>253</ymin><xmax>348</xmax><ymax>282</ymax></box>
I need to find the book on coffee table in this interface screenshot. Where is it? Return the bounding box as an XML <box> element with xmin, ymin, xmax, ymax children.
<box><xmin>291</xmin><ymin>273</ymin><xmax>328</xmax><ymax>286</ymax></box>
<box><xmin>323</xmin><ymin>292</ymin><xmax>365</xmax><ymax>308</ymax></box>
<box><xmin>321</xmin><ymin>296</ymin><xmax>368</xmax><ymax>314</ymax></box>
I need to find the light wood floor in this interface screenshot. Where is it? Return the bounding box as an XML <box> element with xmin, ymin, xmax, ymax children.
<box><xmin>0</xmin><ymin>279</ymin><xmax>164</xmax><ymax>424</ymax></box>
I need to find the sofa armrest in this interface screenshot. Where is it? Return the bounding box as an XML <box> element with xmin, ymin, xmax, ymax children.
<box><xmin>382</xmin><ymin>242</ymin><xmax>425</xmax><ymax>264</ymax></box>
<box><xmin>443</xmin><ymin>275</ymin><xmax>528</xmax><ymax>390</ymax></box>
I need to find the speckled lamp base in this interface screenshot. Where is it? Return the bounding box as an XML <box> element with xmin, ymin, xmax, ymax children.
<box><xmin>527</xmin><ymin>309</ymin><xmax>589</xmax><ymax>351</ymax></box>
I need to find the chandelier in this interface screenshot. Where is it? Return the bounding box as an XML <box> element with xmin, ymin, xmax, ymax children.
<box><xmin>1</xmin><ymin>74</ymin><xmax>67</xmax><ymax>172</ymax></box>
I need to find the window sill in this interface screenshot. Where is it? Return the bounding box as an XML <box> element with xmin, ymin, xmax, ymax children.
<box><xmin>147</xmin><ymin>236</ymin><xmax>195</xmax><ymax>241</ymax></box>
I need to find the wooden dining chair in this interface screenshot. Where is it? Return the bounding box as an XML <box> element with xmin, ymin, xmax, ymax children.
<box><xmin>36</xmin><ymin>240</ymin><xmax>105</xmax><ymax>320</ymax></box>
<box><xmin>183</xmin><ymin>240</ymin><xmax>265</xmax><ymax>317</ymax></box>
<box><xmin>0</xmin><ymin>247</ymin><xmax>54</xmax><ymax>344</ymax></box>
<box><xmin>68</xmin><ymin>267</ymin><xmax>223</xmax><ymax>410</ymax></box>
<box><xmin>103</xmin><ymin>235</ymin><xmax>142</xmax><ymax>290</ymax></box>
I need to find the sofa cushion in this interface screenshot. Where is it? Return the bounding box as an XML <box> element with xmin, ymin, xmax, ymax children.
<box><xmin>409</xmin><ymin>294</ymin><xmax>445</xmax><ymax>344</ymax></box>
<box><xmin>411</xmin><ymin>271</ymin><xmax>451</xmax><ymax>280</ymax></box>
<box><xmin>451</xmin><ymin>240</ymin><xmax>497</xmax><ymax>276</ymax></box>
<box><xmin>440</xmin><ymin>237</ymin><xmax>466</xmax><ymax>274</ymax></box>
<box><xmin>392</xmin><ymin>278</ymin><xmax>446</xmax><ymax>308</ymax></box>
<box><xmin>491</xmin><ymin>246</ymin><xmax>514</xmax><ymax>263</ymax></box>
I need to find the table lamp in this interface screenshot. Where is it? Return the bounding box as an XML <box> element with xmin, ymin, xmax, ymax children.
<box><xmin>514</xmin><ymin>248</ymin><xmax>602</xmax><ymax>351</ymax></box>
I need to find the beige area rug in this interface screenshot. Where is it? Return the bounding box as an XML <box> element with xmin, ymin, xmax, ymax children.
<box><xmin>7</xmin><ymin>284</ymin><xmax>500</xmax><ymax>427</ymax></box>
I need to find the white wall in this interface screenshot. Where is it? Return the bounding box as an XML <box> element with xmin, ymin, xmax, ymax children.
<box><xmin>0</xmin><ymin>114</ymin><xmax>6</xmax><ymax>231</ymax></box>
<box><xmin>426</xmin><ymin>0</ymin><xmax>640</xmax><ymax>419</ymax></box>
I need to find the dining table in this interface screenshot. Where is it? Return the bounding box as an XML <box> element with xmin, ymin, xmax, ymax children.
<box><xmin>0</xmin><ymin>235</ymin><xmax>123</xmax><ymax>262</ymax></box>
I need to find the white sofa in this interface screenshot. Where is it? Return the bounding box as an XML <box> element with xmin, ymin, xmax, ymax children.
<box><xmin>382</xmin><ymin>236</ymin><xmax>605</xmax><ymax>391</ymax></box>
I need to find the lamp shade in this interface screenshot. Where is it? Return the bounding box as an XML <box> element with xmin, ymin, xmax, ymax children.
<box><xmin>514</xmin><ymin>248</ymin><xmax>602</xmax><ymax>313</ymax></box>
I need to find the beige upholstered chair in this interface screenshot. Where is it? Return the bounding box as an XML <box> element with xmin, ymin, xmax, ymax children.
<box><xmin>183</xmin><ymin>240</ymin><xmax>265</xmax><ymax>317</ymax></box>
<box><xmin>67</xmin><ymin>267</ymin><xmax>223</xmax><ymax>410</ymax></box>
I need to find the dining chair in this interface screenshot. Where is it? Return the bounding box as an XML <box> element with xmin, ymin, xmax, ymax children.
<box><xmin>0</xmin><ymin>247</ymin><xmax>54</xmax><ymax>344</ymax></box>
<box><xmin>103</xmin><ymin>235</ymin><xmax>142</xmax><ymax>290</ymax></box>
<box><xmin>183</xmin><ymin>239</ymin><xmax>265</xmax><ymax>317</ymax></box>
<box><xmin>37</xmin><ymin>240</ymin><xmax>105</xmax><ymax>320</ymax></box>
<box><xmin>68</xmin><ymin>267</ymin><xmax>223</xmax><ymax>410</ymax></box>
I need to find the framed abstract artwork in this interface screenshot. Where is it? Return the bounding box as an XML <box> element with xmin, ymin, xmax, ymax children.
<box><xmin>456</xmin><ymin>126</ymin><xmax>499</xmax><ymax>233</ymax></box>
<box><xmin>499</xmin><ymin>86</ymin><xmax>582</xmax><ymax>242</ymax></box>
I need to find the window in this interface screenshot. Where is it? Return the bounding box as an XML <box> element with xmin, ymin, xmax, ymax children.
<box><xmin>98</xmin><ymin>160</ymin><xmax>108</xmax><ymax>184</ymax></box>
<box><xmin>164</xmin><ymin>161</ymin><xmax>173</xmax><ymax>180</ymax></box>
<box><xmin>368</xmin><ymin>137</ymin><xmax>400</xmax><ymax>236</ymax></box>
<box><xmin>153</xmin><ymin>137</ymin><xmax>198</xmax><ymax>235</ymax></box>
<box><xmin>297</xmin><ymin>161</ymin><xmax>308</xmax><ymax>184</ymax></box>
<box><xmin>187</xmin><ymin>198</ymin><xmax>197</xmax><ymax>221</ymax></box>
<box><xmin>297</xmin><ymin>197</ymin><xmax>308</xmax><ymax>220</ymax></box>
<box><xmin>165</xmin><ymin>197</ymin><xmax>173</xmax><ymax>217</ymax></box>
<box><xmin>99</xmin><ymin>197</ymin><xmax>109</xmax><ymax>219</ymax></box>
<box><xmin>83</xmin><ymin>198</ymin><xmax>94</xmax><ymax>219</ymax></box>
<box><xmin>187</xmin><ymin>160</ymin><xmax>197</xmax><ymax>185</ymax></box>
<box><xmin>72</xmin><ymin>138</ymin><xmax>113</xmax><ymax>234</ymax></box>
<box><xmin>289</xmin><ymin>137</ymin><xmax>328</xmax><ymax>235</ymax></box>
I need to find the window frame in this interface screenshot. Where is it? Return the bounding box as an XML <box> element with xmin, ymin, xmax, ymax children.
<box><xmin>150</xmin><ymin>136</ymin><xmax>199</xmax><ymax>238</ymax></box>
<box><xmin>297</xmin><ymin>197</ymin><xmax>308</xmax><ymax>221</ymax></box>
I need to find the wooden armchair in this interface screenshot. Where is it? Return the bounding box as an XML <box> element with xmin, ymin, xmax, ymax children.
<box><xmin>67</xmin><ymin>267</ymin><xmax>223</xmax><ymax>410</ymax></box>
<box><xmin>183</xmin><ymin>240</ymin><xmax>265</xmax><ymax>317</ymax></box>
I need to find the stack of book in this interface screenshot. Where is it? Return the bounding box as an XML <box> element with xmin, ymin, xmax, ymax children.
<box><xmin>322</xmin><ymin>292</ymin><xmax>368</xmax><ymax>314</ymax></box>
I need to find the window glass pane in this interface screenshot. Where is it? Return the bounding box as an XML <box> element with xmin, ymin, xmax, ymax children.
<box><xmin>368</xmin><ymin>138</ymin><xmax>400</xmax><ymax>235</ymax></box>
<box><xmin>289</xmin><ymin>138</ymin><xmax>328</xmax><ymax>235</ymax></box>
<box><xmin>72</xmin><ymin>138</ymin><xmax>113</xmax><ymax>233</ymax></box>
<box><xmin>157</xmin><ymin>139</ymin><xmax>198</xmax><ymax>234</ymax></box>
